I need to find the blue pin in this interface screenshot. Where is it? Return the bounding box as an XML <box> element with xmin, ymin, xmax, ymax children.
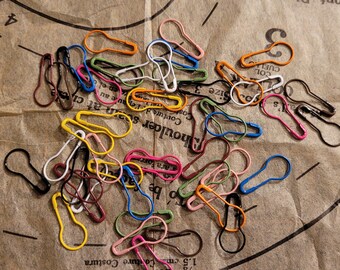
<box><xmin>120</xmin><ymin>166</ymin><xmax>154</xmax><ymax>221</ymax></box>
<box><xmin>239</xmin><ymin>154</ymin><xmax>292</xmax><ymax>194</ymax></box>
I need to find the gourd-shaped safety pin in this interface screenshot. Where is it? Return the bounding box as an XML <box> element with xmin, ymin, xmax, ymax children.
<box><xmin>63</xmin><ymin>44</ymin><xmax>95</xmax><ymax>92</ymax></box>
<box><xmin>33</xmin><ymin>53</ymin><xmax>57</xmax><ymax>107</ymax></box>
<box><xmin>204</xmin><ymin>111</ymin><xmax>256</xmax><ymax>141</ymax></box>
<box><xmin>284</xmin><ymin>79</ymin><xmax>336</xmax><ymax>117</ymax></box>
<box><xmin>200</xmin><ymin>98</ymin><xmax>250</xmax><ymax>142</ymax></box>
<box><xmin>147</xmin><ymin>39</ymin><xmax>177</xmax><ymax>93</ymax></box>
<box><xmin>229</xmin><ymin>75</ymin><xmax>284</xmax><ymax>107</ymax></box>
<box><xmin>111</xmin><ymin>215</ymin><xmax>168</xmax><ymax>256</ymax></box>
<box><xmin>116</xmin><ymin>39</ymin><xmax>177</xmax><ymax>93</ymax></box>
<box><xmin>240</xmin><ymin>41</ymin><xmax>294</xmax><ymax>67</ymax></box>
<box><xmin>46</xmin><ymin>61</ymin><xmax>74</xmax><ymax>110</ymax></box>
<box><xmin>75</xmin><ymin>110</ymin><xmax>133</xmax><ymax>139</ymax></box>
<box><xmin>43</xmin><ymin>130</ymin><xmax>85</xmax><ymax>182</ymax></box>
<box><xmin>120</xmin><ymin>165</ymin><xmax>154</xmax><ymax>221</ymax></box>
<box><xmin>56</xmin><ymin>46</ymin><xmax>79</xmax><ymax>106</ymax></box>
<box><xmin>131</xmin><ymin>235</ymin><xmax>173</xmax><ymax>270</ymax></box>
<box><xmin>195</xmin><ymin>184</ymin><xmax>246</xmax><ymax>232</ymax></box>
<box><xmin>126</xmin><ymin>88</ymin><xmax>187</xmax><ymax>112</ymax></box>
<box><xmin>188</xmin><ymin>97</ymin><xmax>209</xmax><ymax>153</ymax></box>
<box><xmin>76</xmin><ymin>64</ymin><xmax>122</xmax><ymax>106</ymax></box>
<box><xmin>218</xmin><ymin>193</ymin><xmax>246</xmax><ymax>254</ymax></box>
<box><xmin>51</xmin><ymin>192</ymin><xmax>88</xmax><ymax>251</ymax></box>
<box><xmin>61</xmin><ymin>118</ymin><xmax>115</xmax><ymax>155</ymax></box>
<box><xmin>114</xmin><ymin>209</ymin><xmax>174</xmax><ymax>237</ymax></box>
<box><xmin>4</xmin><ymin>148</ymin><xmax>51</xmax><ymax>195</ymax></box>
<box><xmin>159</xmin><ymin>18</ymin><xmax>205</xmax><ymax>60</ymax></box>
<box><xmin>89</xmin><ymin>57</ymin><xmax>145</xmax><ymax>88</ymax></box>
<box><xmin>205</xmin><ymin>111</ymin><xmax>262</xmax><ymax>138</ymax></box>
<box><xmin>239</xmin><ymin>154</ymin><xmax>292</xmax><ymax>194</ymax></box>
<box><xmin>296</xmin><ymin>105</ymin><xmax>340</xmax><ymax>148</ymax></box>
<box><xmin>261</xmin><ymin>93</ymin><xmax>308</xmax><ymax>140</ymax></box>
<box><xmin>215</xmin><ymin>60</ymin><xmax>264</xmax><ymax>106</ymax></box>
<box><xmin>124</xmin><ymin>148</ymin><xmax>183</xmax><ymax>181</ymax></box>
<box><xmin>83</xmin><ymin>30</ymin><xmax>138</xmax><ymax>55</ymax></box>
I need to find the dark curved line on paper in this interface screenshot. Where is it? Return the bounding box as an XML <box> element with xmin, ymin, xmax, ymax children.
<box><xmin>74</xmin><ymin>243</ymin><xmax>107</xmax><ymax>247</ymax></box>
<box><xmin>221</xmin><ymin>198</ymin><xmax>340</xmax><ymax>270</ymax></box>
<box><xmin>18</xmin><ymin>44</ymin><xmax>43</xmax><ymax>56</ymax></box>
<box><xmin>9</xmin><ymin>0</ymin><xmax>174</xmax><ymax>31</ymax></box>
<box><xmin>3</xmin><ymin>230</ymin><xmax>38</xmax><ymax>240</ymax></box>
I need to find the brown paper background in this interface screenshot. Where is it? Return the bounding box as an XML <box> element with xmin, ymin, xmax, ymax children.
<box><xmin>1</xmin><ymin>0</ymin><xmax>339</xmax><ymax>269</ymax></box>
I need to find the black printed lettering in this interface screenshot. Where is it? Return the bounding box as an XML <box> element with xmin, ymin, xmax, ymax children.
<box><xmin>265</xmin><ymin>28</ymin><xmax>287</xmax><ymax>57</ymax></box>
<box><xmin>5</xmin><ymin>13</ymin><xmax>18</xmax><ymax>26</ymax></box>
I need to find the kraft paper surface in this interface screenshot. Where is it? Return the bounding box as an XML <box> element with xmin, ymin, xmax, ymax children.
<box><xmin>0</xmin><ymin>1</ymin><xmax>339</xmax><ymax>270</ymax></box>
